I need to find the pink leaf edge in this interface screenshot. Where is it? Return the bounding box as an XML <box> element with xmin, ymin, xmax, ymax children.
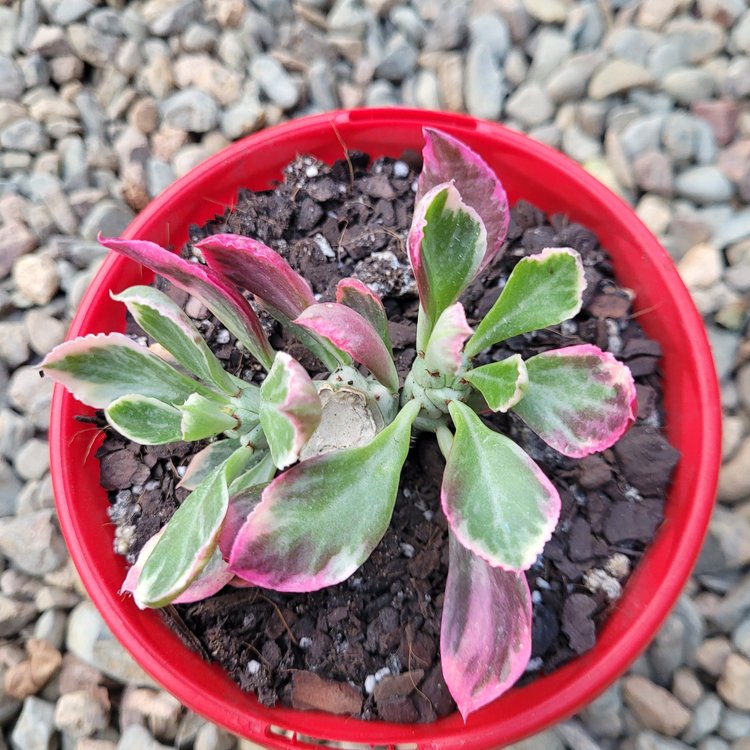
<box><xmin>441</xmin><ymin>534</ymin><xmax>532</xmax><ymax>721</ymax></box>
<box><xmin>196</xmin><ymin>233</ymin><xmax>316</xmax><ymax>320</ymax></box>
<box><xmin>99</xmin><ymin>235</ymin><xmax>273</xmax><ymax>367</ymax></box>
<box><xmin>530</xmin><ymin>343</ymin><xmax>637</xmax><ymax>457</ymax></box>
<box><xmin>121</xmin><ymin>530</ymin><xmax>233</xmax><ymax>609</ymax></box>
<box><xmin>424</xmin><ymin>303</ymin><xmax>473</xmax><ymax>375</ymax></box>
<box><xmin>271</xmin><ymin>352</ymin><xmax>322</xmax><ymax>467</ymax></box>
<box><xmin>335</xmin><ymin>277</ymin><xmax>382</xmax><ymax>306</ymax></box>
<box><xmin>407</xmin><ymin>181</ymin><xmax>486</xmax><ymax>319</ymax></box>
<box><xmin>419</xmin><ymin>127</ymin><xmax>509</xmax><ymax>272</ymax></box>
<box><xmin>295</xmin><ymin>302</ymin><xmax>398</xmax><ymax>391</ymax></box>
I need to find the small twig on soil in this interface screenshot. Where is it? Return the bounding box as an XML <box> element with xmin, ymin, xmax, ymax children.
<box><xmin>259</xmin><ymin>594</ymin><xmax>299</xmax><ymax>646</ymax></box>
<box><xmin>329</xmin><ymin>119</ymin><xmax>354</xmax><ymax>187</ymax></box>
<box><xmin>625</xmin><ymin>303</ymin><xmax>662</xmax><ymax>321</ymax></box>
<box><xmin>243</xmin><ymin>640</ymin><xmax>272</xmax><ymax>669</ymax></box>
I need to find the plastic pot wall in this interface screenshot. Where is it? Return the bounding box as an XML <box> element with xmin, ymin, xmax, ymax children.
<box><xmin>50</xmin><ymin>109</ymin><xmax>721</xmax><ymax>750</ymax></box>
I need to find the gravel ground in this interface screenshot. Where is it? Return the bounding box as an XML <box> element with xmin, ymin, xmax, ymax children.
<box><xmin>1</xmin><ymin>0</ymin><xmax>749</xmax><ymax>748</ymax></box>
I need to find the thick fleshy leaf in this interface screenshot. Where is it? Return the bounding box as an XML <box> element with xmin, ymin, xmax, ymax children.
<box><xmin>137</xmin><ymin>446</ymin><xmax>252</xmax><ymax>607</ymax></box>
<box><xmin>112</xmin><ymin>285</ymin><xmax>238</xmax><ymax>394</ymax></box>
<box><xmin>443</xmin><ymin>401</ymin><xmax>560</xmax><ymax>571</ymax></box>
<box><xmin>512</xmin><ymin>344</ymin><xmax>637</xmax><ymax>458</ymax></box>
<box><xmin>295</xmin><ymin>303</ymin><xmax>399</xmax><ymax>392</ymax></box>
<box><xmin>122</xmin><ymin>531</ymin><xmax>233</xmax><ymax>609</ymax></box>
<box><xmin>259</xmin><ymin>352</ymin><xmax>322</xmax><ymax>469</ymax></box>
<box><xmin>422</xmin><ymin>303</ymin><xmax>473</xmax><ymax>376</ymax></box>
<box><xmin>335</xmin><ymin>278</ymin><xmax>392</xmax><ymax>354</ymax></box>
<box><xmin>179</xmin><ymin>439</ymin><xmax>242</xmax><ymax>490</ymax></box>
<box><xmin>218</xmin><ymin>484</ymin><xmax>265</xmax><ymax>559</ymax></box>
<box><xmin>136</xmin><ymin>465</ymin><xmax>228</xmax><ymax>607</ymax></box>
<box><xmin>180</xmin><ymin>393</ymin><xmax>237</xmax><ymax>441</ymax></box>
<box><xmin>99</xmin><ymin>236</ymin><xmax>273</xmax><ymax>369</ymax></box>
<box><xmin>418</xmin><ymin>127</ymin><xmax>509</xmax><ymax>272</ymax></box>
<box><xmin>105</xmin><ymin>395</ymin><xmax>183</xmax><ymax>444</ymax></box>
<box><xmin>408</xmin><ymin>183</ymin><xmax>487</xmax><ymax>330</ymax></box>
<box><xmin>228</xmin><ymin>450</ymin><xmax>276</xmax><ymax>494</ymax></box>
<box><xmin>197</xmin><ymin>233</ymin><xmax>316</xmax><ymax>320</ymax></box>
<box><xmin>464</xmin><ymin>354</ymin><xmax>528</xmax><ymax>412</ymax></box>
<box><xmin>465</xmin><ymin>247</ymin><xmax>585</xmax><ymax>357</ymax></box>
<box><xmin>229</xmin><ymin>399</ymin><xmax>420</xmax><ymax>592</ymax></box>
<box><xmin>441</xmin><ymin>533</ymin><xmax>532</xmax><ymax>720</ymax></box>
<box><xmin>40</xmin><ymin>332</ymin><xmax>219</xmax><ymax>409</ymax></box>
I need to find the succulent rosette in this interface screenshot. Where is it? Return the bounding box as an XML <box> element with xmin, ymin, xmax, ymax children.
<box><xmin>42</xmin><ymin>128</ymin><xmax>636</xmax><ymax>719</ymax></box>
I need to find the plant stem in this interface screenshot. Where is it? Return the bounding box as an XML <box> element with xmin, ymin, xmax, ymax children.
<box><xmin>436</xmin><ymin>423</ymin><xmax>454</xmax><ymax>459</ymax></box>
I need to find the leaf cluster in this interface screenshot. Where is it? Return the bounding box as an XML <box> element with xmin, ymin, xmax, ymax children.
<box><xmin>42</xmin><ymin>129</ymin><xmax>636</xmax><ymax>719</ymax></box>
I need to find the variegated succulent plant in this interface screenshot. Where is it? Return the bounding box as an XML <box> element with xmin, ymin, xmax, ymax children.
<box><xmin>42</xmin><ymin>129</ymin><xmax>636</xmax><ymax>719</ymax></box>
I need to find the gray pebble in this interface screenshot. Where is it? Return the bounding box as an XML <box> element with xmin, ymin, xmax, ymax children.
<box><xmin>10</xmin><ymin>697</ymin><xmax>56</xmax><ymax>750</ymax></box>
<box><xmin>662</xmin><ymin>67</ymin><xmax>716</xmax><ymax>104</ymax></box>
<box><xmin>143</xmin><ymin>0</ymin><xmax>201</xmax><ymax>36</ymax></box>
<box><xmin>675</xmin><ymin>165</ymin><xmax>734</xmax><ymax>204</ymax></box>
<box><xmin>145</xmin><ymin>158</ymin><xmax>175</xmax><ymax>198</ymax></box>
<box><xmin>375</xmin><ymin>34</ymin><xmax>417</xmax><ymax>82</ymax></box>
<box><xmin>468</xmin><ymin>13</ymin><xmax>510</xmax><ymax>59</ymax></box>
<box><xmin>0</xmin><ymin>458</ymin><xmax>23</xmax><ymax>518</ymax></box>
<box><xmin>0</xmin><ymin>119</ymin><xmax>49</xmax><ymax>154</ymax></box>
<box><xmin>40</xmin><ymin>0</ymin><xmax>95</xmax><ymax>25</ymax></box>
<box><xmin>14</xmin><ymin>438</ymin><xmax>49</xmax><ymax>482</ymax></box>
<box><xmin>79</xmin><ymin>199</ymin><xmax>134</xmax><ymax>241</ymax></box>
<box><xmin>665</xmin><ymin>17</ymin><xmax>726</xmax><ymax>64</ymax></box>
<box><xmin>67</xmin><ymin>23</ymin><xmax>121</xmax><ymax>67</ymax></box>
<box><xmin>67</xmin><ymin>601</ymin><xmax>158</xmax><ymax>687</ymax></box>
<box><xmin>160</xmin><ymin>88</ymin><xmax>219</xmax><ymax>132</ymax></box>
<box><xmin>250</xmin><ymin>55</ymin><xmax>299</xmax><ymax>110</ymax></box>
<box><xmin>0</xmin><ymin>56</ymin><xmax>26</xmax><ymax>99</ymax></box>
<box><xmin>33</xmin><ymin>608</ymin><xmax>68</xmax><ymax>650</ymax></box>
<box><xmin>364</xmin><ymin>79</ymin><xmax>398</xmax><ymax>107</ymax></box>
<box><xmin>0</xmin><ymin>322</ymin><xmax>30</xmax><ymax>369</ymax></box>
<box><xmin>719</xmin><ymin>707</ymin><xmax>750</xmax><ymax>740</ymax></box>
<box><xmin>0</xmin><ymin>509</ymin><xmax>67</xmax><ymax>575</ymax></box>
<box><xmin>682</xmin><ymin>693</ymin><xmax>724</xmax><ymax>744</ymax></box>
<box><xmin>465</xmin><ymin>40</ymin><xmax>506</xmax><ymax>120</ymax></box>
<box><xmin>546</xmin><ymin>51</ymin><xmax>604</xmax><ymax>103</ymax></box>
<box><xmin>619</xmin><ymin>114</ymin><xmax>665</xmax><ymax>159</ymax></box>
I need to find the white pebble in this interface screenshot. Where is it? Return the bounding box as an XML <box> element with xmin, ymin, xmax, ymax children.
<box><xmin>247</xmin><ymin>659</ymin><xmax>261</xmax><ymax>674</ymax></box>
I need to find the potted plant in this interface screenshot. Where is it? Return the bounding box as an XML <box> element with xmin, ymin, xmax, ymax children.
<box><xmin>48</xmin><ymin>109</ymin><xmax>720</xmax><ymax>750</ymax></box>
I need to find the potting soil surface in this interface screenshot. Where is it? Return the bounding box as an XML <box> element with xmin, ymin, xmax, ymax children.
<box><xmin>98</xmin><ymin>151</ymin><xmax>679</xmax><ymax>723</ymax></box>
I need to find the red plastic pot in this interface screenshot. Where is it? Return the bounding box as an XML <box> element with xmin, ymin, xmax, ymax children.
<box><xmin>50</xmin><ymin>109</ymin><xmax>721</xmax><ymax>749</ymax></box>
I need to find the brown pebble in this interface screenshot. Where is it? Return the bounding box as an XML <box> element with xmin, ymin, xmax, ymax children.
<box><xmin>290</xmin><ymin>671</ymin><xmax>362</xmax><ymax>715</ymax></box>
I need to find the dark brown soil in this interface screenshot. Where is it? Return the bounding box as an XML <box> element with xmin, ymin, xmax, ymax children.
<box><xmin>98</xmin><ymin>152</ymin><xmax>679</xmax><ymax>723</ymax></box>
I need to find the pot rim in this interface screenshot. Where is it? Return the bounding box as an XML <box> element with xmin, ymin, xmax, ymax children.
<box><xmin>50</xmin><ymin>108</ymin><xmax>721</xmax><ymax>750</ymax></box>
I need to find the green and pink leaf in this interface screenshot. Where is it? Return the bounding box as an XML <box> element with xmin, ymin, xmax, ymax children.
<box><xmin>179</xmin><ymin>439</ymin><xmax>242</xmax><ymax>490</ymax></box>
<box><xmin>443</xmin><ymin>401</ymin><xmax>560</xmax><ymax>571</ymax></box>
<box><xmin>135</xmin><ymin>446</ymin><xmax>252</xmax><ymax>607</ymax></box>
<box><xmin>122</xmin><ymin>531</ymin><xmax>233</xmax><ymax>609</ymax></box>
<box><xmin>512</xmin><ymin>344</ymin><xmax>637</xmax><ymax>458</ymax></box>
<box><xmin>465</xmin><ymin>248</ymin><xmax>585</xmax><ymax>358</ymax></box>
<box><xmin>111</xmin><ymin>285</ymin><xmax>238</xmax><ymax>394</ymax></box>
<box><xmin>228</xmin><ymin>400</ymin><xmax>420</xmax><ymax>592</ymax></box>
<box><xmin>336</xmin><ymin>278</ymin><xmax>392</xmax><ymax>354</ymax></box>
<box><xmin>197</xmin><ymin>233</ymin><xmax>316</xmax><ymax>320</ymax></box>
<box><xmin>441</xmin><ymin>533</ymin><xmax>532</xmax><ymax>720</ymax></box>
<box><xmin>295</xmin><ymin>303</ymin><xmax>399</xmax><ymax>392</ymax></box>
<box><xmin>464</xmin><ymin>355</ymin><xmax>528</xmax><ymax>412</ymax></box>
<box><xmin>259</xmin><ymin>352</ymin><xmax>322</xmax><ymax>469</ymax></box>
<box><xmin>40</xmin><ymin>332</ymin><xmax>218</xmax><ymax>409</ymax></box>
<box><xmin>105</xmin><ymin>394</ymin><xmax>183</xmax><ymax>445</ymax></box>
<box><xmin>180</xmin><ymin>393</ymin><xmax>237</xmax><ymax>442</ymax></box>
<box><xmin>407</xmin><ymin>183</ymin><xmax>487</xmax><ymax>330</ymax></box>
<box><xmin>422</xmin><ymin>303</ymin><xmax>473</xmax><ymax>376</ymax></box>
<box><xmin>99</xmin><ymin>236</ymin><xmax>273</xmax><ymax>369</ymax></box>
<box><xmin>418</xmin><ymin>127</ymin><xmax>509</xmax><ymax>272</ymax></box>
